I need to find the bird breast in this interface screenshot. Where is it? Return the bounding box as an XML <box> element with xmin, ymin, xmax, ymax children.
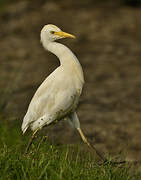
<box><xmin>29</xmin><ymin>66</ymin><xmax>82</xmax><ymax>117</ymax></box>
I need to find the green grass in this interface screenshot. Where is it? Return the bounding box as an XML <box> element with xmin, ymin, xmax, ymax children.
<box><xmin>0</xmin><ymin>117</ymin><xmax>140</xmax><ymax>180</ymax></box>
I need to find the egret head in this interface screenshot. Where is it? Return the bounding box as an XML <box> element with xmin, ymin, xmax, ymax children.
<box><xmin>40</xmin><ymin>24</ymin><xmax>75</xmax><ymax>43</ymax></box>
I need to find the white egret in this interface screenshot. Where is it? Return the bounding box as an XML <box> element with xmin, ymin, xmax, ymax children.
<box><xmin>22</xmin><ymin>24</ymin><xmax>104</xmax><ymax>160</ymax></box>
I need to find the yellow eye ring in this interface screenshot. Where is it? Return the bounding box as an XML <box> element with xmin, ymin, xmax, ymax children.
<box><xmin>50</xmin><ymin>31</ymin><xmax>55</xmax><ymax>34</ymax></box>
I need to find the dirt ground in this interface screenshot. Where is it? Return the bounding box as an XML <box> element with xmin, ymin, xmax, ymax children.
<box><xmin>1</xmin><ymin>0</ymin><xmax>141</xmax><ymax>161</ymax></box>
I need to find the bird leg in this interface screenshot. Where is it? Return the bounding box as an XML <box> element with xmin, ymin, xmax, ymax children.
<box><xmin>25</xmin><ymin>129</ymin><xmax>38</xmax><ymax>154</ymax></box>
<box><xmin>77</xmin><ymin>127</ymin><xmax>106</xmax><ymax>162</ymax></box>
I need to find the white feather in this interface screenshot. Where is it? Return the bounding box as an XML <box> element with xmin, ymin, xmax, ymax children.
<box><xmin>21</xmin><ymin>24</ymin><xmax>84</xmax><ymax>133</ymax></box>
<box><xmin>67</xmin><ymin>112</ymin><xmax>80</xmax><ymax>129</ymax></box>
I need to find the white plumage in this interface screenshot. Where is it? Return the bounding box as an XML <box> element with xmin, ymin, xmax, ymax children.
<box><xmin>22</xmin><ymin>24</ymin><xmax>84</xmax><ymax>134</ymax></box>
<box><xmin>21</xmin><ymin>24</ymin><xmax>108</xmax><ymax>162</ymax></box>
<box><xmin>21</xmin><ymin>24</ymin><xmax>105</xmax><ymax>162</ymax></box>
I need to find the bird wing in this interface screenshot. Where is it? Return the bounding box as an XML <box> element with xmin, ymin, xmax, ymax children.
<box><xmin>22</xmin><ymin>67</ymin><xmax>80</xmax><ymax>133</ymax></box>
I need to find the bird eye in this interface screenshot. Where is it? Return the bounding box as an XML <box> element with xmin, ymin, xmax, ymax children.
<box><xmin>50</xmin><ymin>31</ymin><xmax>55</xmax><ymax>34</ymax></box>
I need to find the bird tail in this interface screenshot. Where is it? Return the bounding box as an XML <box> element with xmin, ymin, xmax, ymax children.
<box><xmin>21</xmin><ymin>122</ymin><xmax>28</xmax><ymax>134</ymax></box>
<box><xmin>21</xmin><ymin>113</ymin><xmax>30</xmax><ymax>134</ymax></box>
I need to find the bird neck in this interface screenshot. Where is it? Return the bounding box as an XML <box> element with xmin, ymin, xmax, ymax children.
<box><xmin>44</xmin><ymin>41</ymin><xmax>76</xmax><ymax>65</ymax></box>
<box><xmin>42</xmin><ymin>40</ymin><xmax>84</xmax><ymax>84</ymax></box>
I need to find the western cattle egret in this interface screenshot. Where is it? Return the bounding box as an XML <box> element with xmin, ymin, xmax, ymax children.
<box><xmin>21</xmin><ymin>24</ymin><xmax>104</xmax><ymax>160</ymax></box>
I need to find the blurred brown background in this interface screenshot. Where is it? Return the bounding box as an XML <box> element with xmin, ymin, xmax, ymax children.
<box><xmin>0</xmin><ymin>0</ymin><xmax>141</xmax><ymax>161</ymax></box>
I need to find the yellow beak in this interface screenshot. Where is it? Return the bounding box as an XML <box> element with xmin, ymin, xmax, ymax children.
<box><xmin>54</xmin><ymin>31</ymin><xmax>76</xmax><ymax>39</ymax></box>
